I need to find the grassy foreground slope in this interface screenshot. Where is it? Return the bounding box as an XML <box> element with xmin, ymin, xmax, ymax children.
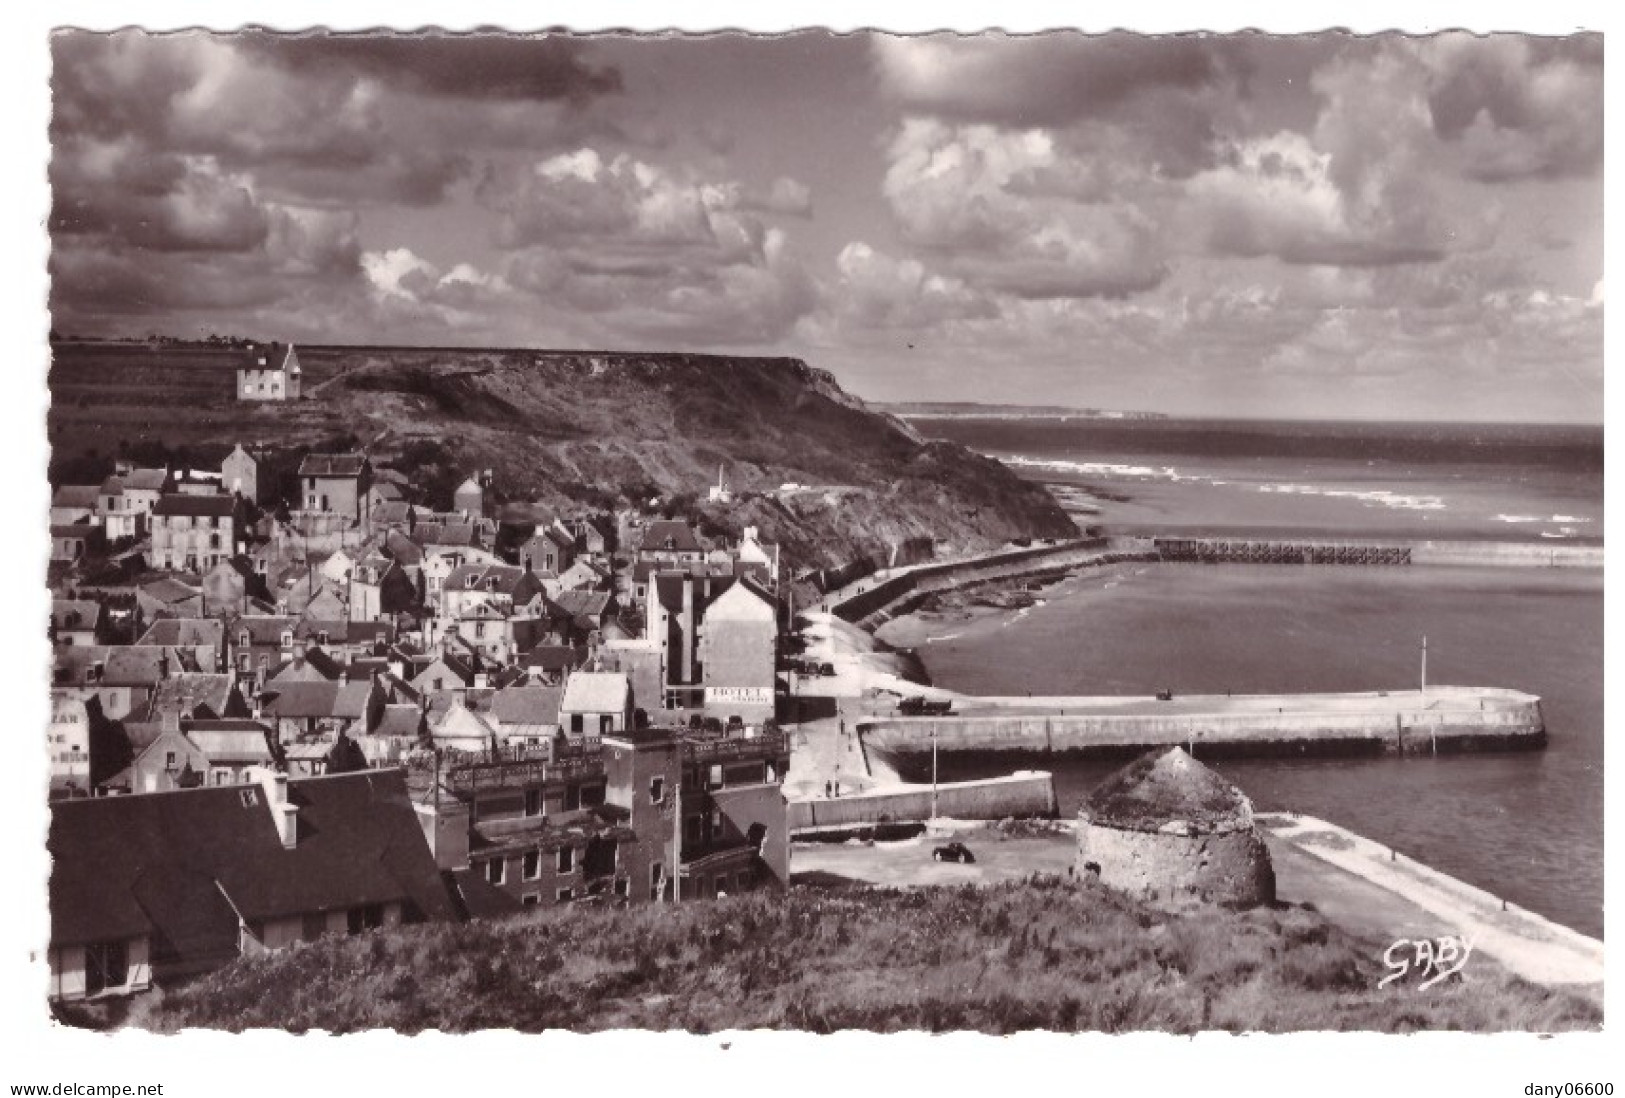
<box><xmin>126</xmin><ymin>877</ymin><xmax>1598</xmax><ymax>1034</ymax></box>
<box><xmin>48</xmin><ymin>343</ymin><xmax>1077</xmax><ymax>571</ymax></box>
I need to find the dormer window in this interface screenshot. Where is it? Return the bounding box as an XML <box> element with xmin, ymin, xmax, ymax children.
<box><xmin>466</xmin><ymin>575</ymin><xmax>477</xmax><ymax>588</ymax></box>
<box><xmin>317</xmin><ymin>631</ymin><xmax>330</xmax><ymax>646</ymax></box>
<box><xmin>280</xmin><ymin>631</ymin><xmax>293</xmax><ymax>648</ymax></box>
<box><xmin>240</xmin><ymin>631</ymin><xmax>250</xmax><ymax>648</ymax></box>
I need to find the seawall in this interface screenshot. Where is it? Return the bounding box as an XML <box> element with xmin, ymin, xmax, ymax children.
<box><xmin>830</xmin><ymin>538</ymin><xmax>1156</xmax><ymax>628</ymax></box>
<box><xmin>788</xmin><ymin>771</ymin><xmax>1058</xmax><ymax>831</ymax></box>
<box><xmin>859</xmin><ymin>687</ymin><xmax>1545</xmax><ymax>762</ymax></box>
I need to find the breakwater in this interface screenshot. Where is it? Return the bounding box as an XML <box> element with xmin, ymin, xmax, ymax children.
<box><xmin>1151</xmin><ymin>535</ymin><xmax>1600</xmax><ymax>569</ymax></box>
<box><xmin>788</xmin><ymin>771</ymin><xmax>1058</xmax><ymax>831</ymax></box>
<box><xmin>858</xmin><ymin>687</ymin><xmax>1545</xmax><ymax>764</ymax></box>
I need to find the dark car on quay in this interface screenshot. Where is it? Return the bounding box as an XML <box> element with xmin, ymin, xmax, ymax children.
<box><xmin>932</xmin><ymin>842</ymin><xmax>975</xmax><ymax>864</ymax></box>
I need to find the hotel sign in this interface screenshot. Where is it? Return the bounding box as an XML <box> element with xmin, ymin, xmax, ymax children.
<box><xmin>706</xmin><ymin>686</ymin><xmax>774</xmax><ymax>706</ymax></box>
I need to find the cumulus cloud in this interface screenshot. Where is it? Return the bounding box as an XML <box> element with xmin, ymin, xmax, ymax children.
<box><xmin>881</xmin><ymin>119</ymin><xmax>1168</xmax><ymax>299</ymax></box>
<box><xmin>479</xmin><ymin>149</ymin><xmax>818</xmax><ymax>345</ymax></box>
<box><xmin>1419</xmin><ymin>34</ymin><xmax>1603</xmax><ymax>182</ymax></box>
<box><xmin>822</xmin><ymin>242</ymin><xmax>999</xmax><ymax>331</ymax></box>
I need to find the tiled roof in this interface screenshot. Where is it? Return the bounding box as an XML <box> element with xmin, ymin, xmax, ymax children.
<box><xmin>47</xmin><ymin>771</ymin><xmax>459</xmax><ymax>947</ymax></box>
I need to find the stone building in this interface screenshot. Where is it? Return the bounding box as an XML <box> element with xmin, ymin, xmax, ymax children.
<box><xmin>236</xmin><ymin>342</ymin><xmax>301</xmax><ymax>401</ymax></box>
<box><xmin>1076</xmin><ymin>746</ymin><xmax>1275</xmax><ymax>908</ymax></box>
<box><xmin>222</xmin><ymin>444</ymin><xmax>258</xmax><ymax>503</ymax></box>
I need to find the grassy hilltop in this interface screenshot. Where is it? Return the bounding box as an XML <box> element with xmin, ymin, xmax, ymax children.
<box><xmin>47</xmin><ymin>342</ymin><xmax>1077</xmax><ymax>571</ymax></box>
<box><xmin>117</xmin><ymin>876</ymin><xmax>1597</xmax><ymax>1035</ymax></box>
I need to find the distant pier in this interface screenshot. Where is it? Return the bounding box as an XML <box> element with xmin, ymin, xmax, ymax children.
<box><xmin>1154</xmin><ymin>536</ymin><xmax>1411</xmax><ymax>566</ymax></box>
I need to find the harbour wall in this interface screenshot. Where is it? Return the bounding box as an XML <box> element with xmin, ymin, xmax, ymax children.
<box><xmin>831</xmin><ymin>538</ymin><xmax>1154</xmax><ymax>628</ymax></box>
<box><xmin>788</xmin><ymin>771</ymin><xmax>1058</xmax><ymax>831</ymax></box>
<box><xmin>859</xmin><ymin>688</ymin><xmax>1546</xmax><ymax>762</ymax></box>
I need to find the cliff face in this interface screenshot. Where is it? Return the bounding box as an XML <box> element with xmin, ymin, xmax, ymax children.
<box><xmin>48</xmin><ymin>344</ymin><xmax>1078</xmax><ymax>570</ymax></box>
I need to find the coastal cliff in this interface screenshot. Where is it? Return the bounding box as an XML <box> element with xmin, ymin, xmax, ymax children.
<box><xmin>47</xmin><ymin>343</ymin><xmax>1077</xmax><ymax>572</ymax></box>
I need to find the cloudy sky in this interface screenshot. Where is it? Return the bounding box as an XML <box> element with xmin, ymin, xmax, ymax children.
<box><xmin>49</xmin><ymin>31</ymin><xmax>1602</xmax><ymax>421</ymax></box>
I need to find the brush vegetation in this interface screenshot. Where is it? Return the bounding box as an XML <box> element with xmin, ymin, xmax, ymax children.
<box><xmin>122</xmin><ymin>876</ymin><xmax>1598</xmax><ymax>1034</ymax></box>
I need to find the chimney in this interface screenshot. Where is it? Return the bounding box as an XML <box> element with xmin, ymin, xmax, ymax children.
<box><xmin>259</xmin><ymin>770</ymin><xmax>298</xmax><ymax>849</ymax></box>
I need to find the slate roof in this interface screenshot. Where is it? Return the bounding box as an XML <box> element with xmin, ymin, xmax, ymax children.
<box><xmin>550</xmin><ymin>589</ymin><xmax>610</xmax><ymax>624</ymax></box>
<box><xmin>236</xmin><ymin>615</ymin><xmax>298</xmax><ymax>646</ymax></box>
<box><xmin>561</xmin><ymin>671</ymin><xmax>629</xmax><ymax>714</ymax></box>
<box><xmin>491</xmin><ymin>685</ymin><xmax>563</xmax><ymax>728</ymax></box>
<box><xmin>383</xmin><ymin>528</ymin><xmax>424</xmax><ymax>564</ymax></box>
<box><xmin>52</xmin><ymin>599</ymin><xmax>101</xmax><ymax>633</ymax></box>
<box><xmin>372</xmin><ymin>704</ymin><xmax>427</xmax><ymax>739</ymax></box>
<box><xmin>520</xmin><ymin>644</ymin><xmax>587</xmax><ymax>673</ymax></box>
<box><xmin>260</xmin><ymin>680</ymin><xmax>374</xmax><ymax>719</ymax></box>
<box><xmin>153</xmin><ymin>493</ymin><xmax>237</xmax><ymax>518</ymax></box>
<box><xmin>137</xmin><ymin>617</ymin><xmax>224</xmax><ymax>649</ymax></box>
<box><xmin>185</xmin><ymin>725</ymin><xmax>276</xmax><ymax>765</ymax></box>
<box><xmin>639</xmin><ymin>520</ymin><xmax>702</xmax><ymax>553</ymax></box>
<box><xmin>298</xmin><ymin>453</ymin><xmax>368</xmax><ymax>478</ymax></box>
<box><xmin>99</xmin><ymin>475</ymin><xmax>125</xmax><ymax>497</ymax></box>
<box><xmin>53</xmin><ymin>646</ymin><xmax>191</xmax><ymax>688</ymax></box>
<box><xmin>48</xmin><ymin>770</ymin><xmax>459</xmax><ymax>948</ymax></box>
<box><xmin>123</xmin><ymin>468</ymin><xmax>170</xmax><ymax>493</ymax></box>
<box><xmin>148</xmin><ymin>673</ymin><xmax>238</xmax><ymax>720</ymax></box>
<box><xmin>52</xmin><ymin>485</ymin><xmax>101</xmax><ymax>510</ymax></box>
<box><xmin>1082</xmin><ymin>747</ymin><xmax>1255</xmax><ymax>834</ymax></box>
<box><xmin>141</xmin><ymin>577</ymin><xmax>202</xmax><ymax>605</ymax></box>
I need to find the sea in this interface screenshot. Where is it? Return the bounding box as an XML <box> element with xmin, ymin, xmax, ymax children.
<box><xmin>887</xmin><ymin>417</ymin><xmax>1604</xmax><ymax>938</ymax></box>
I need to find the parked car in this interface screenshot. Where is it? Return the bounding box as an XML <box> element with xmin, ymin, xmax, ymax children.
<box><xmin>819</xmin><ymin>662</ymin><xmax>837</xmax><ymax>677</ymax></box>
<box><xmin>900</xmin><ymin>696</ymin><xmax>953</xmax><ymax>716</ymax></box>
<box><xmin>1155</xmin><ymin>688</ymin><xmax>1174</xmax><ymax>701</ymax></box>
<box><xmin>932</xmin><ymin>842</ymin><xmax>975</xmax><ymax>864</ymax></box>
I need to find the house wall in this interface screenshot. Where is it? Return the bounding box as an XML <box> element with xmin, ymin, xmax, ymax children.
<box><xmin>604</xmin><ymin>738</ymin><xmax>682</xmax><ymax>904</ymax></box>
<box><xmin>49</xmin><ymin>696</ymin><xmax>93</xmax><ymax>787</ymax></box>
<box><xmin>302</xmin><ymin>474</ymin><xmax>366</xmax><ymax>522</ymax></box>
<box><xmin>49</xmin><ymin>937</ymin><xmax>152</xmax><ymax>1001</ymax></box>
<box><xmin>152</xmin><ymin>514</ymin><xmax>237</xmax><ymax>572</ymax></box>
<box><xmin>1077</xmin><ymin>821</ymin><xmax>1276</xmax><ymax>907</ymax></box>
<box><xmin>238</xmin><ymin>367</ymin><xmax>289</xmax><ymax>401</ymax></box>
<box><xmin>700</xmin><ymin>615</ymin><xmax>776</xmax><ymax>724</ymax></box>
<box><xmin>706</xmin><ymin>782</ymin><xmax>790</xmax><ymax>888</ymax></box>
<box><xmin>222</xmin><ymin>451</ymin><xmax>258</xmax><ymax>502</ymax></box>
<box><xmin>473</xmin><ymin>837</ymin><xmax>631</xmax><ymax>907</ymax></box>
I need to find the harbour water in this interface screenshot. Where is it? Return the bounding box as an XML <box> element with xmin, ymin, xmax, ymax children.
<box><xmin>890</xmin><ymin>418</ymin><xmax>1604</xmax><ymax>938</ymax></box>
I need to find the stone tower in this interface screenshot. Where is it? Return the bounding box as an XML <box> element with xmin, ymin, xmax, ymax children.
<box><xmin>1077</xmin><ymin>746</ymin><xmax>1275</xmax><ymax>908</ymax></box>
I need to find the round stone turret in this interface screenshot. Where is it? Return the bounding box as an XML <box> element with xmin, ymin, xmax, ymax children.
<box><xmin>1077</xmin><ymin>746</ymin><xmax>1275</xmax><ymax>907</ymax></box>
